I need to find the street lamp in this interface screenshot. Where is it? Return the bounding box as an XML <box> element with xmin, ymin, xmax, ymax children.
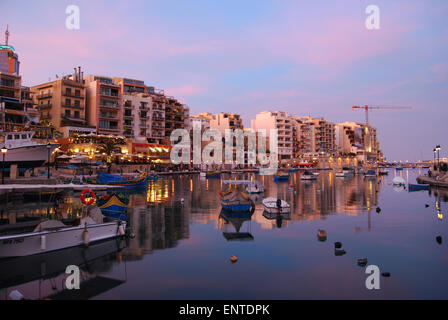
<box><xmin>1</xmin><ymin>147</ymin><xmax>7</xmax><ymax>184</ymax></box>
<box><xmin>436</xmin><ymin>145</ymin><xmax>441</xmax><ymax>167</ymax></box>
<box><xmin>434</xmin><ymin>148</ymin><xmax>437</xmax><ymax>170</ymax></box>
<box><xmin>47</xmin><ymin>143</ymin><xmax>51</xmax><ymax>180</ymax></box>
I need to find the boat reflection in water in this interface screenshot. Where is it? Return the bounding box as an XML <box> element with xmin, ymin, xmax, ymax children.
<box><xmin>0</xmin><ymin>237</ymin><xmax>126</xmax><ymax>300</ymax></box>
<box><xmin>219</xmin><ymin>209</ymin><xmax>254</xmax><ymax>241</ymax></box>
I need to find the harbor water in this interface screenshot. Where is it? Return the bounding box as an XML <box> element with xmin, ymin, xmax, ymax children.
<box><xmin>1</xmin><ymin>168</ymin><xmax>447</xmax><ymax>299</ymax></box>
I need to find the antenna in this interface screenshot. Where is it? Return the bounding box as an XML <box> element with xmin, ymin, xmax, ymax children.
<box><xmin>5</xmin><ymin>24</ymin><xmax>9</xmax><ymax>46</ymax></box>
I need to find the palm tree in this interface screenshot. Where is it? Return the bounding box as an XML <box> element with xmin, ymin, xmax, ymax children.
<box><xmin>98</xmin><ymin>140</ymin><xmax>121</xmax><ymax>173</ymax></box>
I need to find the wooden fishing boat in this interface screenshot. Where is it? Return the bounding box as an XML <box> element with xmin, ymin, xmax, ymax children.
<box><xmin>97</xmin><ymin>194</ymin><xmax>129</xmax><ymax>220</ymax></box>
<box><xmin>219</xmin><ymin>190</ymin><xmax>254</xmax><ymax>212</ymax></box>
<box><xmin>205</xmin><ymin>171</ymin><xmax>221</xmax><ymax>178</ymax></box>
<box><xmin>408</xmin><ymin>183</ymin><xmax>429</xmax><ymax>191</ymax></box>
<box><xmin>273</xmin><ymin>173</ymin><xmax>290</xmax><ymax>182</ymax></box>
<box><xmin>97</xmin><ymin>172</ymin><xmax>148</xmax><ymax>188</ymax></box>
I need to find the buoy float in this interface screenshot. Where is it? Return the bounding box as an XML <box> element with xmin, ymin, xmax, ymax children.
<box><xmin>80</xmin><ymin>189</ymin><xmax>96</xmax><ymax>206</ymax></box>
<box><xmin>436</xmin><ymin>236</ymin><xmax>442</xmax><ymax>244</ymax></box>
<box><xmin>425</xmin><ymin>204</ymin><xmax>429</xmax><ymax>208</ymax></box>
<box><xmin>118</xmin><ymin>224</ymin><xmax>125</xmax><ymax>236</ymax></box>
<box><xmin>334</xmin><ymin>242</ymin><xmax>342</xmax><ymax>249</ymax></box>
<box><xmin>82</xmin><ymin>224</ymin><xmax>89</xmax><ymax>246</ymax></box>
<box><xmin>382</xmin><ymin>272</ymin><xmax>391</xmax><ymax>277</ymax></box>
<box><xmin>335</xmin><ymin>249</ymin><xmax>346</xmax><ymax>256</ymax></box>
<box><xmin>230</xmin><ymin>255</ymin><xmax>238</xmax><ymax>263</ymax></box>
<box><xmin>40</xmin><ymin>235</ymin><xmax>46</xmax><ymax>251</ymax></box>
<box><xmin>317</xmin><ymin>229</ymin><xmax>327</xmax><ymax>242</ymax></box>
<box><xmin>357</xmin><ymin>258</ymin><xmax>368</xmax><ymax>267</ymax></box>
<box><xmin>376</xmin><ymin>207</ymin><xmax>381</xmax><ymax>213</ymax></box>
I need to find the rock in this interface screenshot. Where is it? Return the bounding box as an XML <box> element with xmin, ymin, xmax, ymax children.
<box><xmin>317</xmin><ymin>229</ymin><xmax>327</xmax><ymax>242</ymax></box>
<box><xmin>334</xmin><ymin>242</ymin><xmax>342</xmax><ymax>249</ymax></box>
<box><xmin>335</xmin><ymin>249</ymin><xmax>346</xmax><ymax>256</ymax></box>
<box><xmin>436</xmin><ymin>236</ymin><xmax>442</xmax><ymax>244</ymax></box>
<box><xmin>357</xmin><ymin>258</ymin><xmax>368</xmax><ymax>267</ymax></box>
<box><xmin>381</xmin><ymin>272</ymin><xmax>391</xmax><ymax>277</ymax></box>
<box><xmin>230</xmin><ymin>255</ymin><xmax>238</xmax><ymax>263</ymax></box>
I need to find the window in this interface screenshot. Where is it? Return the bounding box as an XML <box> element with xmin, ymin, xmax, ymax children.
<box><xmin>74</xmin><ymin>111</ymin><xmax>80</xmax><ymax>118</ymax></box>
<box><xmin>65</xmin><ymin>109</ymin><xmax>71</xmax><ymax>117</ymax></box>
<box><xmin>66</xmin><ymin>88</ymin><xmax>72</xmax><ymax>95</ymax></box>
<box><xmin>74</xmin><ymin>100</ymin><xmax>80</xmax><ymax>107</ymax></box>
<box><xmin>21</xmin><ymin>134</ymin><xmax>27</xmax><ymax>139</ymax></box>
<box><xmin>75</xmin><ymin>89</ymin><xmax>80</xmax><ymax>97</ymax></box>
<box><xmin>65</xmin><ymin>99</ymin><xmax>71</xmax><ymax>106</ymax></box>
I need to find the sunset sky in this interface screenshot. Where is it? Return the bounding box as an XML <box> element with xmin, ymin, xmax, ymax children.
<box><xmin>1</xmin><ymin>0</ymin><xmax>447</xmax><ymax>161</ymax></box>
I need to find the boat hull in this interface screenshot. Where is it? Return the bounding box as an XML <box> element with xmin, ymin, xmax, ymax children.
<box><xmin>301</xmin><ymin>175</ymin><xmax>317</xmax><ymax>180</ymax></box>
<box><xmin>1</xmin><ymin>143</ymin><xmax>58</xmax><ymax>168</ymax></box>
<box><xmin>0</xmin><ymin>221</ymin><xmax>126</xmax><ymax>258</ymax></box>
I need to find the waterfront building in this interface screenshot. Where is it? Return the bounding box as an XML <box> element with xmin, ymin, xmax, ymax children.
<box><xmin>187</xmin><ymin>112</ymin><xmax>213</xmax><ymax>132</ymax></box>
<box><xmin>163</xmin><ymin>96</ymin><xmax>189</xmax><ymax>144</ymax></box>
<box><xmin>251</xmin><ymin>111</ymin><xmax>293</xmax><ymax>160</ymax></box>
<box><xmin>210</xmin><ymin>112</ymin><xmax>243</xmax><ymax>134</ymax></box>
<box><xmin>0</xmin><ymin>26</ymin><xmax>39</xmax><ymax>131</ymax></box>
<box><xmin>84</xmin><ymin>74</ymin><xmax>122</xmax><ymax>136</ymax></box>
<box><xmin>32</xmin><ymin>67</ymin><xmax>95</xmax><ymax>137</ymax></box>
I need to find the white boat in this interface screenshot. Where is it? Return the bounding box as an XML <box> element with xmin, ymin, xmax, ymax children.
<box><xmin>342</xmin><ymin>167</ymin><xmax>354</xmax><ymax>175</ymax></box>
<box><xmin>0</xmin><ymin>211</ymin><xmax>126</xmax><ymax>258</ymax></box>
<box><xmin>312</xmin><ymin>172</ymin><xmax>320</xmax><ymax>176</ymax></box>
<box><xmin>335</xmin><ymin>171</ymin><xmax>346</xmax><ymax>177</ymax></box>
<box><xmin>301</xmin><ymin>170</ymin><xmax>317</xmax><ymax>180</ymax></box>
<box><xmin>0</xmin><ymin>131</ymin><xmax>59</xmax><ymax>168</ymax></box>
<box><xmin>392</xmin><ymin>176</ymin><xmax>406</xmax><ymax>186</ymax></box>
<box><xmin>262</xmin><ymin>197</ymin><xmax>290</xmax><ymax>214</ymax></box>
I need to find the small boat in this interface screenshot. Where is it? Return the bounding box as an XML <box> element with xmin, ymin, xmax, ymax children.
<box><xmin>392</xmin><ymin>176</ymin><xmax>406</xmax><ymax>186</ymax></box>
<box><xmin>335</xmin><ymin>171</ymin><xmax>346</xmax><ymax>177</ymax></box>
<box><xmin>301</xmin><ymin>170</ymin><xmax>317</xmax><ymax>180</ymax></box>
<box><xmin>396</xmin><ymin>167</ymin><xmax>404</xmax><ymax>171</ymax></box>
<box><xmin>408</xmin><ymin>183</ymin><xmax>429</xmax><ymax>191</ymax></box>
<box><xmin>219</xmin><ymin>190</ymin><xmax>254</xmax><ymax>212</ymax></box>
<box><xmin>97</xmin><ymin>172</ymin><xmax>148</xmax><ymax>188</ymax></box>
<box><xmin>262</xmin><ymin>197</ymin><xmax>290</xmax><ymax>214</ymax></box>
<box><xmin>379</xmin><ymin>169</ymin><xmax>389</xmax><ymax>175</ymax></box>
<box><xmin>220</xmin><ymin>210</ymin><xmax>254</xmax><ymax>241</ymax></box>
<box><xmin>96</xmin><ymin>194</ymin><xmax>129</xmax><ymax>220</ymax></box>
<box><xmin>273</xmin><ymin>173</ymin><xmax>290</xmax><ymax>182</ymax></box>
<box><xmin>364</xmin><ymin>170</ymin><xmax>377</xmax><ymax>177</ymax></box>
<box><xmin>0</xmin><ymin>211</ymin><xmax>126</xmax><ymax>258</ymax></box>
<box><xmin>222</xmin><ymin>180</ymin><xmax>264</xmax><ymax>194</ymax></box>
<box><xmin>342</xmin><ymin>167</ymin><xmax>354</xmax><ymax>175</ymax></box>
<box><xmin>312</xmin><ymin>171</ymin><xmax>320</xmax><ymax>176</ymax></box>
<box><xmin>317</xmin><ymin>229</ymin><xmax>327</xmax><ymax>241</ymax></box>
<box><xmin>205</xmin><ymin>171</ymin><xmax>221</xmax><ymax>178</ymax></box>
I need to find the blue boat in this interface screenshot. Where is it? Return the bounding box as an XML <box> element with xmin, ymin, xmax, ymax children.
<box><xmin>287</xmin><ymin>168</ymin><xmax>299</xmax><ymax>173</ymax></box>
<box><xmin>219</xmin><ymin>190</ymin><xmax>254</xmax><ymax>212</ymax></box>
<box><xmin>97</xmin><ymin>194</ymin><xmax>128</xmax><ymax>221</ymax></box>
<box><xmin>273</xmin><ymin>173</ymin><xmax>289</xmax><ymax>182</ymax></box>
<box><xmin>206</xmin><ymin>171</ymin><xmax>221</xmax><ymax>178</ymax></box>
<box><xmin>396</xmin><ymin>167</ymin><xmax>404</xmax><ymax>171</ymax></box>
<box><xmin>408</xmin><ymin>183</ymin><xmax>429</xmax><ymax>191</ymax></box>
<box><xmin>97</xmin><ymin>172</ymin><xmax>148</xmax><ymax>188</ymax></box>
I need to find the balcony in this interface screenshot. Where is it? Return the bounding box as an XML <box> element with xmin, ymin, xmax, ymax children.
<box><xmin>63</xmin><ymin>91</ymin><xmax>84</xmax><ymax>98</ymax></box>
<box><xmin>39</xmin><ymin>104</ymin><xmax>52</xmax><ymax>110</ymax></box>
<box><xmin>36</xmin><ymin>92</ymin><xmax>53</xmax><ymax>99</ymax></box>
<box><xmin>63</xmin><ymin>104</ymin><xmax>84</xmax><ymax>110</ymax></box>
<box><xmin>100</xmin><ymin>103</ymin><xmax>120</xmax><ymax>109</ymax></box>
<box><xmin>61</xmin><ymin>114</ymin><xmax>84</xmax><ymax>122</ymax></box>
<box><xmin>99</xmin><ymin>114</ymin><xmax>119</xmax><ymax>120</ymax></box>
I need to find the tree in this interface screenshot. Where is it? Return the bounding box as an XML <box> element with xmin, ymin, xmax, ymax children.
<box><xmin>98</xmin><ymin>141</ymin><xmax>121</xmax><ymax>173</ymax></box>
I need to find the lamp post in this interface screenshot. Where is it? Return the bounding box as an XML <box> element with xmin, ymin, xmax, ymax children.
<box><xmin>436</xmin><ymin>145</ymin><xmax>441</xmax><ymax>167</ymax></box>
<box><xmin>47</xmin><ymin>143</ymin><xmax>51</xmax><ymax>180</ymax></box>
<box><xmin>434</xmin><ymin>148</ymin><xmax>437</xmax><ymax>170</ymax></box>
<box><xmin>1</xmin><ymin>147</ymin><xmax>7</xmax><ymax>184</ymax></box>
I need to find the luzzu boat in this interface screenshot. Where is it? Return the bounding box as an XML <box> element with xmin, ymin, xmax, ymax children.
<box><xmin>273</xmin><ymin>173</ymin><xmax>290</xmax><ymax>182</ymax></box>
<box><xmin>205</xmin><ymin>171</ymin><xmax>221</xmax><ymax>178</ymax></box>
<box><xmin>97</xmin><ymin>172</ymin><xmax>148</xmax><ymax>188</ymax></box>
<box><xmin>408</xmin><ymin>183</ymin><xmax>429</xmax><ymax>191</ymax></box>
<box><xmin>97</xmin><ymin>194</ymin><xmax>129</xmax><ymax>220</ymax></box>
<box><xmin>219</xmin><ymin>190</ymin><xmax>255</xmax><ymax>212</ymax></box>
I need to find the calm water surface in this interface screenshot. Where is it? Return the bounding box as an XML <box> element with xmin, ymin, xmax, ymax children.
<box><xmin>1</xmin><ymin>168</ymin><xmax>447</xmax><ymax>300</ymax></box>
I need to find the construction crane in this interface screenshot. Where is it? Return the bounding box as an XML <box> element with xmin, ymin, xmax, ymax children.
<box><xmin>351</xmin><ymin>105</ymin><xmax>412</xmax><ymax>125</ymax></box>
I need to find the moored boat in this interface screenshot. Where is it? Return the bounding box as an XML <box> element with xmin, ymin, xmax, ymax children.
<box><xmin>262</xmin><ymin>197</ymin><xmax>290</xmax><ymax>214</ymax></box>
<box><xmin>219</xmin><ymin>190</ymin><xmax>254</xmax><ymax>212</ymax></box>
<box><xmin>408</xmin><ymin>183</ymin><xmax>429</xmax><ymax>191</ymax></box>
<box><xmin>273</xmin><ymin>173</ymin><xmax>290</xmax><ymax>182</ymax></box>
<box><xmin>205</xmin><ymin>171</ymin><xmax>221</xmax><ymax>178</ymax></box>
<box><xmin>0</xmin><ymin>214</ymin><xmax>126</xmax><ymax>258</ymax></box>
<box><xmin>96</xmin><ymin>193</ymin><xmax>129</xmax><ymax>220</ymax></box>
<box><xmin>364</xmin><ymin>169</ymin><xmax>377</xmax><ymax>177</ymax></box>
<box><xmin>97</xmin><ymin>172</ymin><xmax>148</xmax><ymax>188</ymax></box>
<box><xmin>301</xmin><ymin>170</ymin><xmax>317</xmax><ymax>180</ymax></box>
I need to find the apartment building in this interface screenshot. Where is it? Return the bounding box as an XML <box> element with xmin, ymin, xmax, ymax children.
<box><xmin>251</xmin><ymin>111</ymin><xmax>292</xmax><ymax>160</ymax></box>
<box><xmin>84</xmin><ymin>74</ymin><xmax>122</xmax><ymax>136</ymax></box>
<box><xmin>164</xmin><ymin>96</ymin><xmax>188</xmax><ymax>143</ymax></box>
<box><xmin>187</xmin><ymin>112</ymin><xmax>213</xmax><ymax>132</ymax></box>
<box><xmin>32</xmin><ymin>68</ymin><xmax>95</xmax><ymax>137</ymax></box>
<box><xmin>148</xmin><ymin>89</ymin><xmax>166</xmax><ymax>144</ymax></box>
<box><xmin>122</xmin><ymin>92</ymin><xmax>152</xmax><ymax>140</ymax></box>
<box><xmin>210</xmin><ymin>112</ymin><xmax>243</xmax><ymax>133</ymax></box>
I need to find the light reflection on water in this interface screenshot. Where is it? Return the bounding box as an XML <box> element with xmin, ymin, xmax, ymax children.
<box><xmin>1</xmin><ymin>168</ymin><xmax>448</xmax><ymax>300</ymax></box>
